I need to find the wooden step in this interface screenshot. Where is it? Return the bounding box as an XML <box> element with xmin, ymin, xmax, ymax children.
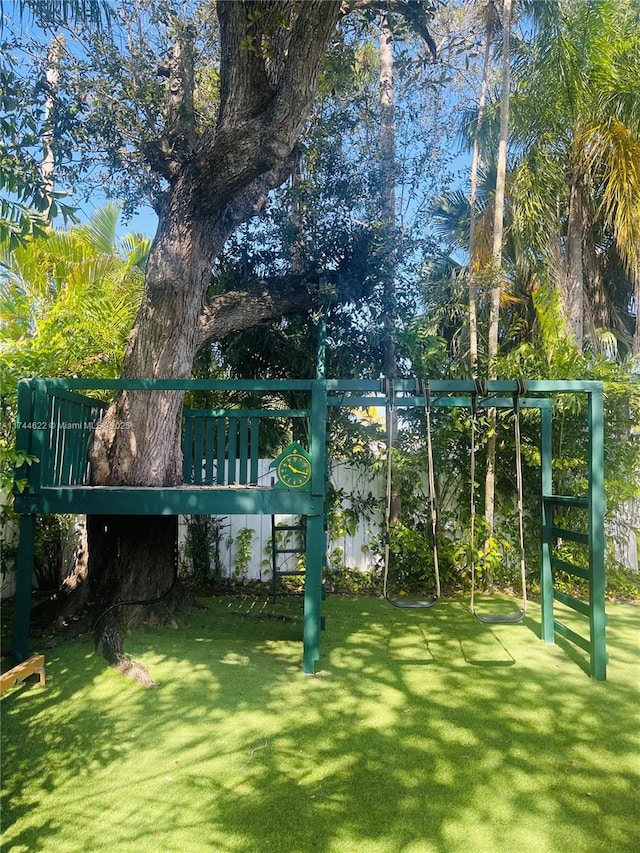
<box><xmin>0</xmin><ymin>655</ymin><xmax>45</xmax><ymax>694</ymax></box>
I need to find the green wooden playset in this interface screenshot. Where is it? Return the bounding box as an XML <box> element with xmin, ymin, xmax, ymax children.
<box><xmin>11</xmin><ymin>377</ymin><xmax>607</xmax><ymax>679</ymax></box>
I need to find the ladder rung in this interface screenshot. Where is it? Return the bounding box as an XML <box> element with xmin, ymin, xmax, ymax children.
<box><xmin>554</xmin><ymin>620</ymin><xmax>591</xmax><ymax>653</ymax></box>
<box><xmin>276</xmin><ymin>570</ymin><xmax>305</xmax><ymax>577</ymax></box>
<box><xmin>553</xmin><ymin>589</ymin><xmax>591</xmax><ymax>617</ymax></box>
<box><xmin>552</xmin><ymin>526</ymin><xmax>589</xmax><ymax>545</ymax></box>
<box><xmin>275</xmin><ymin>547</ymin><xmax>305</xmax><ymax>555</ymax></box>
<box><xmin>544</xmin><ymin>494</ymin><xmax>588</xmax><ymax>509</ymax></box>
<box><xmin>551</xmin><ymin>557</ymin><xmax>590</xmax><ymax>581</ymax></box>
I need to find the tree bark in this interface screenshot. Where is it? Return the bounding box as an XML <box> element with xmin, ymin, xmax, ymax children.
<box><xmin>468</xmin><ymin>2</ymin><xmax>499</xmax><ymax>377</ymax></box>
<box><xmin>484</xmin><ymin>0</ymin><xmax>511</xmax><ymax>587</ymax></box>
<box><xmin>379</xmin><ymin>13</ymin><xmax>396</xmax><ymax>382</ymax></box>
<box><xmin>88</xmin><ymin>515</ymin><xmax>178</xmax><ymax>686</ymax></box>
<box><xmin>84</xmin><ymin>1</ymin><xmax>343</xmax><ymax>678</ymax></box>
<box><xmin>40</xmin><ymin>35</ymin><xmax>65</xmax><ymax>212</ymax></box>
<box><xmin>564</xmin><ymin>169</ymin><xmax>585</xmax><ymax>349</ymax></box>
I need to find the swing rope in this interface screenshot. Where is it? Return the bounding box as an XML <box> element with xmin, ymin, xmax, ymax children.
<box><xmin>470</xmin><ymin>379</ymin><xmax>528</xmax><ymax>624</ymax></box>
<box><xmin>383</xmin><ymin>378</ymin><xmax>440</xmax><ymax>609</ymax></box>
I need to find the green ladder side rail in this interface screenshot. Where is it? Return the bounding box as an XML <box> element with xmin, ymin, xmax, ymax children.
<box><xmin>270</xmin><ymin>517</ymin><xmax>306</xmax><ymax>603</ymax></box>
<box><xmin>539</xmin><ymin>389</ymin><xmax>607</xmax><ymax>681</ymax></box>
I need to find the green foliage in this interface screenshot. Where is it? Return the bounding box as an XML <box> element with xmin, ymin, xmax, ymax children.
<box><xmin>32</xmin><ymin>514</ymin><xmax>70</xmax><ymax>590</ymax></box>
<box><xmin>324</xmin><ymin>548</ymin><xmax>379</xmax><ymax>595</ymax></box>
<box><xmin>0</xmin><ymin>205</ymin><xmax>148</xmax><ymax>586</ymax></box>
<box><xmin>509</xmin><ymin>0</ymin><xmax>640</xmax><ymax>352</ymax></box>
<box><xmin>180</xmin><ymin>515</ymin><xmax>228</xmax><ymax>585</ymax></box>
<box><xmin>387</xmin><ymin>520</ymin><xmax>437</xmax><ymax>594</ymax></box>
<box><xmin>0</xmin><ymin>1</ymin><xmax>113</xmax><ymax>247</ymax></box>
<box><xmin>605</xmin><ymin>567</ymin><xmax>640</xmax><ymax>602</ymax></box>
<box><xmin>228</xmin><ymin>527</ymin><xmax>255</xmax><ymax>580</ymax></box>
<box><xmin>0</xmin><ymin>206</ymin><xmax>147</xmax><ymax>490</ymax></box>
<box><xmin>0</xmin><ymin>203</ymin><xmax>147</xmax><ymax>388</ymax></box>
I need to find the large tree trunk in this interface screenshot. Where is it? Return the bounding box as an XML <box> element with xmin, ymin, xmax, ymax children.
<box><xmin>484</xmin><ymin>0</ymin><xmax>511</xmax><ymax>587</ymax></box>
<box><xmin>83</xmin><ymin>1</ymin><xmax>343</xmax><ymax>679</ymax></box>
<box><xmin>468</xmin><ymin>1</ymin><xmax>498</xmax><ymax>377</ymax></box>
<box><xmin>379</xmin><ymin>13</ymin><xmax>396</xmax><ymax>382</ymax></box>
<box><xmin>88</xmin><ymin>515</ymin><xmax>178</xmax><ymax>685</ymax></box>
<box><xmin>564</xmin><ymin>170</ymin><xmax>585</xmax><ymax>349</ymax></box>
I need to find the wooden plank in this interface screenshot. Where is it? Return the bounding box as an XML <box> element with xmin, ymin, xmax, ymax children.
<box><xmin>204</xmin><ymin>418</ymin><xmax>215</xmax><ymax>484</ymax></box>
<box><xmin>216</xmin><ymin>419</ymin><xmax>226</xmax><ymax>485</ymax></box>
<box><xmin>239</xmin><ymin>418</ymin><xmax>249</xmax><ymax>484</ymax></box>
<box><xmin>59</xmin><ymin>399</ymin><xmax>75</xmax><ymax>486</ymax></box>
<box><xmin>70</xmin><ymin>400</ymin><xmax>85</xmax><ymax>484</ymax></box>
<box><xmin>551</xmin><ymin>557</ymin><xmax>590</xmax><ymax>581</ymax></box>
<box><xmin>56</xmin><ymin>378</ymin><xmax>315</xmax><ymax>392</ymax></box>
<box><xmin>554</xmin><ymin>620</ymin><xmax>591</xmax><ymax>654</ymax></box>
<box><xmin>553</xmin><ymin>589</ymin><xmax>591</xmax><ymax>617</ymax></box>
<box><xmin>0</xmin><ymin>655</ymin><xmax>45</xmax><ymax>694</ymax></box>
<box><xmin>45</xmin><ymin>388</ymin><xmax>108</xmax><ymax>408</ymax></box>
<box><xmin>544</xmin><ymin>494</ymin><xmax>589</xmax><ymax>509</ymax></box>
<box><xmin>15</xmin><ymin>486</ymin><xmax>321</xmax><ymax>517</ymax></box>
<box><xmin>552</xmin><ymin>526</ymin><xmax>589</xmax><ymax>545</ymax></box>
<box><xmin>250</xmin><ymin>417</ymin><xmax>260</xmax><ymax>485</ymax></box>
<box><xmin>227</xmin><ymin>418</ymin><xmax>237</xmax><ymax>484</ymax></box>
<box><xmin>193</xmin><ymin>417</ymin><xmax>204</xmax><ymax>485</ymax></box>
<box><xmin>48</xmin><ymin>396</ymin><xmax>62</xmax><ymax>486</ymax></box>
<box><xmin>182</xmin><ymin>416</ymin><xmax>193</xmax><ymax>482</ymax></box>
<box><xmin>186</xmin><ymin>408</ymin><xmax>309</xmax><ymax>418</ymax></box>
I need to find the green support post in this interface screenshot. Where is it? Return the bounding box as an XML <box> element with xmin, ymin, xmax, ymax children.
<box><xmin>316</xmin><ymin>317</ymin><xmax>326</xmax><ymax>380</ymax></box>
<box><xmin>301</xmin><ymin>380</ymin><xmax>328</xmax><ymax>674</ymax></box>
<box><xmin>540</xmin><ymin>403</ymin><xmax>555</xmax><ymax>644</ymax></box>
<box><xmin>303</xmin><ymin>514</ymin><xmax>324</xmax><ymax>674</ymax></box>
<box><xmin>588</xmin><ymin>387</ymin><xmax>607</xmax><ymax>680</ymax></box>
<box><xmin>12</xmin><ymin>514</ymin><xmax>36</xmax><ymax>665</ymax></box>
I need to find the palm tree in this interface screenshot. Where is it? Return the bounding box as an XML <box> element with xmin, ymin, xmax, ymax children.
<box><xmin>510</xmin><ymin>0</ymin><xmax>640</xmax><ymax>354</ymax></box>
<box><xmin>468</xmin><ymin>1</ymin><xmax>501</xmax><ymax>377</ymax></box>
<box><xmin>0</xmin><ymin>203</ymin><xmax>148</xmax><ymax>383</ymax></box>
<box><xmin>475</xmin><ymin>0</ymin><xmax>512</xmax><ymax>589</ymax></box>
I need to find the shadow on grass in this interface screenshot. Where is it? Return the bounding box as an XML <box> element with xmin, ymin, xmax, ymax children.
<box><xmin>2</xmin><ymin>595</ymin><xmax>639</xmax><ymax>853</ymax></box>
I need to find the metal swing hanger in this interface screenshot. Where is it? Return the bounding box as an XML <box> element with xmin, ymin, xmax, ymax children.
<box><xmin>383</xmin><ymin>378</ymin><xmax>441</xmax><ymax>609</ymax></box>
<box><xmin>470</xmin><ymin>379</ymin><xmax>528</xmax><ymax>624</ymax></box>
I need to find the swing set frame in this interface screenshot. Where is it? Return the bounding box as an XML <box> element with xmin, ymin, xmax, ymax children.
<box><xmin>10</xmin><ymin>376</ymin><xmax>606</xmax><ymax>679</ymax></box>
<box><xmin>329</xmin><ymin>378</ymin><xmax>607</xmax><ymax>680</ymax></box>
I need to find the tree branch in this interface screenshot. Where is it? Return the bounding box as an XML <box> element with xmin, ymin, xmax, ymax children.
<box><xmin>186</xmin><ymin>1</ymin><xmax>342</xmax><ymax>217</ymax></box>
<box><xmin>341</xmin><ymin>0</ymin><xmax>438</xmax><ymax>58</ymax></box>
<box><xmin>196</xmin><ymin>276</ymin><xmax>314</xmax><ymax>349</ymax></box>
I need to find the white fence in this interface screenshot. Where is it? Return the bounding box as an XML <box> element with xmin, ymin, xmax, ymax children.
<box><xmin>179</xmin><ymin>461</ymin><xmax>385</xmax><ymax>580</ymax></box>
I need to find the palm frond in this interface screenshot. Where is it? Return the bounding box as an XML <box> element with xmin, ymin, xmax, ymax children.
<box><xmin>76</xmin><ymin>202</ymin><xmax>121</xmax><ymax>255</ymax></box>
<box><xmin>581</xmin><ymin>117</ymin><xmax>640</xmax><ymax>273</ymax></box>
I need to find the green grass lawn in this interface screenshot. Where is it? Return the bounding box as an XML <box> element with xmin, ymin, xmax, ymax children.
<box><xmin>2</xmin><ymin>595</ymin><xmax>639</xmax><ymax>853</ymax></box>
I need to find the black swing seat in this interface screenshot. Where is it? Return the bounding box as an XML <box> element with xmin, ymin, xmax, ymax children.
<box><xmin>473</xmin><ymin>607</ymin><xmax>526</xmax><ymax>624</ymax></box>
<box><xmin>386</xmin><ymin>595</ymin><xmax>439</xmax><ymax>609</ymax></box>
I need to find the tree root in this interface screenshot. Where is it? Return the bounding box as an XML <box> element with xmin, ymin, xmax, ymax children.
<box><xmin>113</xmin><ymin>655</ymin><xmax>158</xmax><ymax>688</ymax></box>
